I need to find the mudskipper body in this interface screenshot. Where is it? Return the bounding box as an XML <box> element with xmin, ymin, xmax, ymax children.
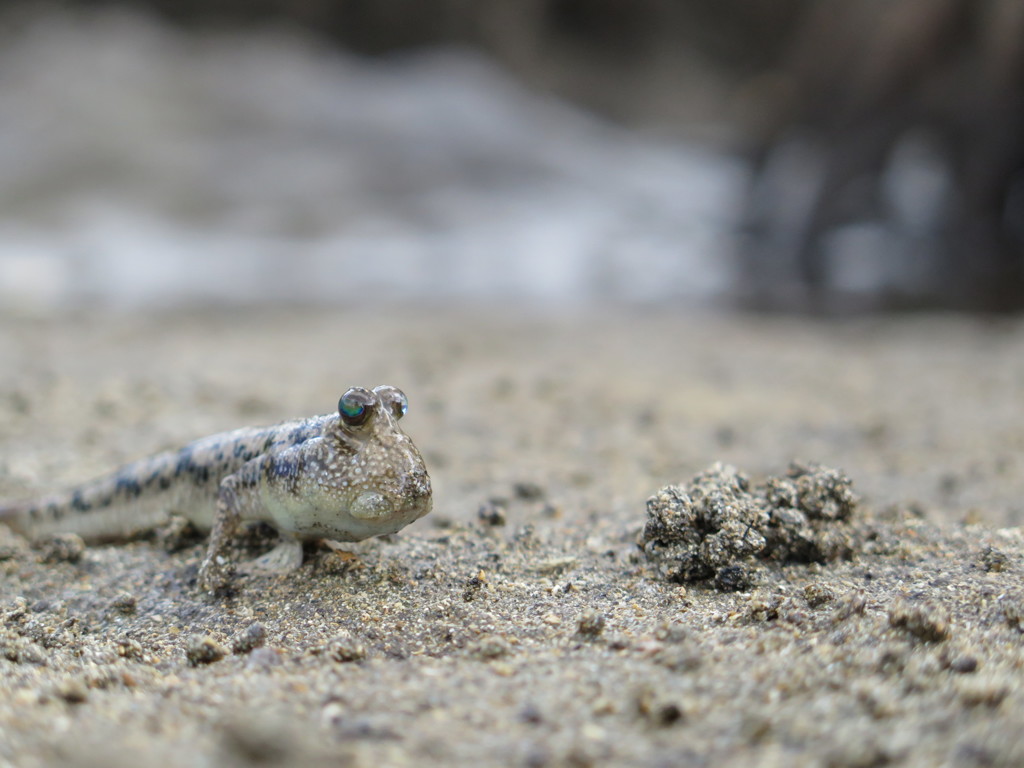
<box><xmin>0</xmin><ymin>385</ymin><xmax>432</xmax><ymax>593</ymax></box>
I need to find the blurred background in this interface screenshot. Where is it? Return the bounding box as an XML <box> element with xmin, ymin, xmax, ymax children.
<box><xmin>0</xmin><ymin>0</ymin><xmax>1022</xmax><ymax>313</ymax></box>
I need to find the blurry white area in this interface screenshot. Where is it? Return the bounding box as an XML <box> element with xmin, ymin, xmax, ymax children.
<box><xmin>883</xmin><ymin>131</ymin><xmax>952</xmax><ymax>236</ymax></box>
<box><xmin>821</xmin><ymin>225</ymin><xmax>897</xmax><ymax>294</ymax></box>
<box><xmin>0</xmin><ymin>8</ymin><xmax>745</xmax><ymax>311</ymax></box>
<box><xmin>822</xmin><ymin>131</ymin><xmax>953</xmax><ymax>297</ymax></box>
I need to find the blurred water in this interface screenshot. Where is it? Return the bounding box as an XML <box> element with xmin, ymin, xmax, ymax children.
<box><xmin>0</xmin><ymin>9</ymin><xmax>745</xmax><ymax>311</ymax></box>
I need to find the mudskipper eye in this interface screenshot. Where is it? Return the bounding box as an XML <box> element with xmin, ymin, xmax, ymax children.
<box><xmin>338</xmin><ymin>387</ymin><xmax>375</xmax><ymax>427</ymax></box>
<box><xmin>373</xmin><ymin>385</ymin><xmax>408</xmax><ymax>420</ymax></box>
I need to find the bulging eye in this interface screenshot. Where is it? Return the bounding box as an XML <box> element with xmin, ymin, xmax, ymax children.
<box><xmin>338</xmin><ymin>387</ymin><xmax>376</xmax><ymax>427</ymax></box>
<box><xmin>373</xmin><ymin>385</ymin><xmax>408</xmax><ymax>420</ymax></box>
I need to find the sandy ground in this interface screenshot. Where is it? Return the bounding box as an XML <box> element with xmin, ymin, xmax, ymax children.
<box><xmin>1</xmin><ymin>306</ymin><xmax>1023</xmax><ymax>768</ymax></box>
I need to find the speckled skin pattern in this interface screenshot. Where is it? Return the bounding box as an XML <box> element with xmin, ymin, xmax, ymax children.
<box><xmin>0</xmin><ymin>385</ymin><xmax>431</xmax><ymax>592</ymax></box>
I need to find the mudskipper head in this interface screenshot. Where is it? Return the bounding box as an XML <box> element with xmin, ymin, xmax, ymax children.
<box><xmin>324</xmin><ymin>385</ymin><xmax>432</xmax><ymax>538</ymax></box>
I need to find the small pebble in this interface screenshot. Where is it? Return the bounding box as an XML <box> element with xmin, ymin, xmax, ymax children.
<box><xmin>156</xmin><ymin>515</ymin><xmax>202</xmax><ymax>553</ymax></box>
<box><xmin>110</xmin><ymin>593</ymin><xmax>137</xmax><ymax>616</ymax></box>
<box><xmin>651</xmin><ymin>645</ymin><xmax>702</xmax><ymax>673</ymax></box>
<box><xmin>55</xmin><ymin>677</ymin><xmax>88</xmax><ymax>704</ymax></box>
<box><xmin>824</xmin><ymin>739</ymin><xmax>890</xmax><ymax>768</ymax></box>
<box><xmin>231</xmin><ymin>622</ymin><xmax>266</xmax><ymax>655</ymax></box>
<box><xmin>979</xmin><ymin>546</ymin><xmax>1010</xmax><ymax>573</ymax></box>
<box><xmin>539</xmin><ymin>503</ymin><xmax>562</xmax><ymax>519</ymax></box>
<box><xmin>959</xmin><ymin>676</ymin><xmax>1010</xmax><ymax>708</ymax></box>
<box><xmin>1003</xmin><ymin>596</ymin><xmax>1024</xmax><ymax>630</ymax></box>
<box><xmin>519</xmin><ymin>703</ymin><xmax>544</xmax><ymax>724</ymax></box>
<box><xmin>576</xmin><ymin>610</ymin><xmax>606</xmax><ymax>638</ymax></box>
<box><xmin>115</xmin><ymin>636</ymin><xmax>145</xmax><ymax>661</ymax></box>
<box><xmin>477</xmin><ymin>501</ymin><xmax>507</xmax><ymax>527</ymax></box>
<box><xmin>635</xmin><ymin>689</ymin><xmax>685</xmax><ymax>727</ymax></box>
<box><xmin>654</xmin><ymin>621</ymin><xmax>689</xmax><ymax>644</ymax></box>
<box><xmin>186</xmin><ymin>635</ymin><xmax>228</xmax><ymax>666</ymax></box>
<box><xmin>948</xmin><ymin>655</ymin><xmax>979</xmax><ymax>674</ymax></box>
<box><xmin>605</xmin><ymin>634</ymin><xmax>631</xmax><ymax>651</ymax></box>
<box><xmin>513</xmin><ymin>481</ymin><xmax>545</xmax><ymax>501</ymax></box>
<box><xmin>804</xmin><ymin>583</ymin><xmax>837</xmax><ymax>608</ymax></box>
<box><xmin>17</xmin><ymin>644</ymin><xmax>46</xmax><ymax>666</ymax></box>
<box><xmin>463</xmin><ymin>574</ymin><xmax>487</xmax><ymax>602</ymax></box>
<box><xmin>716</xmin><ymin>565</ymin><xmax>755</xmax><ymax>592</ymax></box>
<box><xmin>747</xmin><ymin>595</ymin><xmax>780</xmax><ymax>622</ymax></box>
<box><xmin>324</xmin><ymin>634</ymin><xmax>366</xmax><ymax>663</ymax></box>
<box><xmin>832</xmin><ymin>592</ymin><xmax>867</xmax><ymax>623</ymax></box>
<box><xmin>470</xmin><ymin>635</ymin><xmax>510</xmax><ymax>660</ymax></box>
<box><xmin>39</xmin><ymin>533</ymin><xmax>85</xmax><ymax>564</ymax></box>
<box><xmin>888</xmin><ymin>597</ymin><xmax>950</xmax><ymax>642</ymax></box>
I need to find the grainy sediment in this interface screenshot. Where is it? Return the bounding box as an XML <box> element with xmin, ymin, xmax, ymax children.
<box><xmin>1</xmin><ymin>307</ymin><xmax>1023</xmax><ymax>768</ymax></box>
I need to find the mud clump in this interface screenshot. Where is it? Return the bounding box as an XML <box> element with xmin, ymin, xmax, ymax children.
<box><xmin>641</xmin><ymin>462</ymin><xmax>859</xmax><ymax>589</ymax></box>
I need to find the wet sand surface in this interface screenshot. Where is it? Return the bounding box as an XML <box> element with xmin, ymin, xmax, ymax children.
<box><xmin>1</xmin><ymin>307</ymin><xmax>1023</xmax><ymax>767</ymax></box>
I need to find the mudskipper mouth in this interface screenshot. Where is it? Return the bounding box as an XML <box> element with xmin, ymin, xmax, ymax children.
<box><xmin>348</xmin><ymin>463</ymin><xmax>432</xmax><ymax>524</ymax></box>
<box><xmin>350</xmin><ymin>491</ymin><xmax>392</xmax><ymax>521</ymax></box>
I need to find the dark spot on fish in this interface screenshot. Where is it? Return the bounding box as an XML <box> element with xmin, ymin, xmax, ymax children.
<box><xmin>46</xmin><ymin>502</ymin><xmax>63</xmax><ymax>519</ymax></box>
<box><xmin>185</xmin><ymin>463</ymin><xmax>210</xmax><ymax>484</ymax></box>
<box><xmin>115</xmin><ymin>476</ymin><xmax>141</xmax><ymax>498</ymax></box>
<box><xmin>270</xmin><ymin>423</ymin><xmax>318</xmax><ymax>450</ymax></box>
<box><xmin>159</xmin><ymin>475</ymin><xmax>172</xmax><ymax>490</ymax></box>
<box><xmin>235</xmin><ymin>462</ymin><xmax>262</xmax><ymax>488</ymax></box>
<box><xmin>264</xmin><ymin>456</ymin><xmax>300</xmax><ymax>494</ymax></box>
<box><xmin>70</xmin><ymin>490</ymin><xmax>91</xmax><ymax>512</ymax></box>
<box><xmin>267</xmin><ymin>458</ymin><xmax>298</xmax><ymax>479</ymax></box>
<box><xmin>175</xmin><ymin>448</ymin><xmax>194</xmax><ymax>477</ymax></box>
<box><xmin>29</xmin><ymin>506</ymin><xmax>41</xmax><ymax>520</ymax></box>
